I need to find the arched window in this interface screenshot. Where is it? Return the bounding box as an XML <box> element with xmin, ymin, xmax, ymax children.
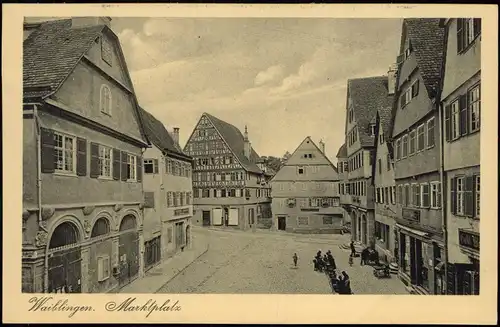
<box><xmin>91</xmin><ymin>218</ymin><xmax>110</xmax><ymax>238</ymax></box>
<box><xmin>49</xmin><ymin>222</ymin><xmax>79</xmax><ymax>249</ymax></box>
<box><xmin>120</xmin><ymin>215</ymin><xmax>137</xmax><ymax>232</ymax></box>
<box><xmin>100</xmin><ymin>84</ymin><xmax>112</xmax><ymax>115</ymax></box>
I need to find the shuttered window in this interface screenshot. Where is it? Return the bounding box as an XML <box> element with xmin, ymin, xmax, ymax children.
<box><xmin>54</xmin><ymin>132</ymin><xmax>76</xmax><ymax>173</ymax></box>
<box><xmin>112</xmin><ymin>148</ymin><xmax>120</xmax><ymax>180</ymax></box>
<box><xmin>409</xmin><ymin>130</ymin><xmax>416</xmax><ymax>155</ymax></box>
<box><xmin>426</xmin><ymin>117</ymin><xmax>435</xmax><ymax>148</ymax></box>
<box><xmin>404</xmin><ymin>184</ymin><xmax>410</xmax><ymax>207</ymax></box>
<box><xmin>395</xmin><ymin>138</ymin><xmax>401</xmax><ymax>160</ymax></box>
<box><xmin>98</xmin><ymin>145</ymin><xmax>112</xmax><ymax>178</ymax></box>
<box><xmin>456</xmin><ymin>177</ymin><xmax>465</xmax><ymax>215</ymax></box>
<box><xmin>464</xmin><ymin>176</ymin><xmax>474</xmax><ymax>217</ymax></box>
<box><xmin>450</xmin><ymin>100</ymin><xmax>460</xmax><ymax>140</ymax></box>
<box><xmin>413</xmin><ymin>184</ymin><xmax>421</xmax><ymax>207</ymax></box>
<box><xmin>402</xmin><ymin>134</ymin><xmax>408</xmax><ymax>158</ymax></box>
<box><xmin>411</xmin><ymin>79</ymin><xmax>419</xmax><ymax>98</ymax></box>
<box><xmin>417</xmin><ymin>124</ymin><xmax>425</xmax><ymax>151</ymax></box>
<box><xmin>430</xmin><ymin>182</ymin><xmax>441</xmax><ymax>209</ymax></box>
<box><xmin>468</xmin><ymin>84</ymin><xmax>481</xmax><ymax>132</ymax></box>
<box><xmin>421</xmin><ymin>183</ymin><xmax>430</xmax><ymax>208</ymax></box>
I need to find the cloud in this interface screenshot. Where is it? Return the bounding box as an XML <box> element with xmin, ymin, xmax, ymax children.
<box><xmin>254</xmin><ymin>65</ymin><xmax>284</xmax><ymax>86</ymax></box>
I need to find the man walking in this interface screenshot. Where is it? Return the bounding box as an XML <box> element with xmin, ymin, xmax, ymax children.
<box><xmin>350</xmin><ymin>241</ymin><xmax>356</xmax><ymax>257</ymax></box>
<box><xmin>293</xmin><ymin>253</ymin><xmax>298</xmax><ymax>267</ymax></box>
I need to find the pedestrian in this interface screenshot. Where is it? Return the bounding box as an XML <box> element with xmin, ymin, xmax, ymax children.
<box><xmin>293</xmin><ymin>253</ymin><xmax>298</xmax><ymax>267</ymax></box>
<box><xmin>348</xmin><ymin>254</ymin><xmax>354</xmax><ymax>267</ymax></box>
<box><xmin>313</xmin><ymin>259</ymin><xmax>318</xmax><ymax>271</ymax></box>
<box><xmin>360</xmin><ymin>248</ymin><xmax>368</xmax><ymax>266</ymax></box>
<box><xmin>350</xmin><ymin>241</ymin><xmax>356</xmax><ymax>257</ymax></box>
<box><xmin>341</xmin><ymin>271</ymin><xmax>352</xmax><ymax>294</ymax></box>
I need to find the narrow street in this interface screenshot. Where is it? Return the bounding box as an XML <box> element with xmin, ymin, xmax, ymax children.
<box><xmin>158</xmin><ymin>228</ymin><xmax>408</xmax><ymax>294</ymax></box>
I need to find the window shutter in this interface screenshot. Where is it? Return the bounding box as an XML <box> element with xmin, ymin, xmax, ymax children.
<box><xmin>90</xmin><ymin>142</ymin><xmax>100</xmax><ymax>178</ymax></box>
<box><xmin>473</xmin><ymin>18</ymin><xmax>481</xmax><ymax>37</ymax></box>
<box><xmin>40</xmin><ymin>128</ymin><xmax>55</xmax><ymax>173</ymax></box>
<box><xmin>412</xmin><ymin>80</ymin><xmax>419</xmax><ymax>98</ymax></box>
<box><xmin>415</xmin><ymin>184</ymin><xmax>421</xmax><ymax>207</ymax></box>
<box><xmin>76</xmin><ymin>138</ymin><xmax>87</xmax><ymax>176</ymax></box>
<box><xmin>445</xmin><ymin>104</ymin><xmax>452</xmax><ymax>141</ymax></box>
<box><xmin>459</xmin><ymin>94</ymin><xmax>468</xmax><ymax>135</ymax></box>
<box><xmin>450</xmin><ymin>177</ymin><xmax>457</xmax><ymax>215</ymax></box>
<box><xmin>153</xmin><ymin>159</ymin><xmax>159</xmax><ymax>174</ymax></box>
<box><xmin>120</xmin><ymin>152</ymin><xmax>128</xmax><ymax>181</ymax></box>
<box><xmin>400</xmin><ymin>96</ymin><xmax>405</xmax><ymax>109</ymax></box>
<box><xmin>423</xmin><ymin>183</ymin><xmax>430</xmax><ymax>208</ymax></box>
<box><xmin>464</xmin><ymin>176</ymin><xmax>474</xmax><ymax>217</ymax></box>
<box><xmin>446</xmin><ymin>263</ymin><xmax>456</xmax><ymax>294</ymax></box>
<box><xmin>457</xmin><ymin>18</ymin><xmax>464</xmax><ymax>53</ymax></box>
<box><xmin>112</xmin><ymin>149</ymin><xmax>120</xmax><ymax>180</ymax></box>
<box><xmin>137</xmin><ymin>156</ymin><xmax>143</xmax><ymax>182</ymax></box>
<box><xmin>472</xmin><ymin>176</ymin><xmax>477</xmax><ymax>217</ymax></box>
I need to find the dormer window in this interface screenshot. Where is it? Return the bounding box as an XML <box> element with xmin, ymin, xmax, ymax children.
<box><xmin>100</xmin><ymin>84</ymin><xmax>112</xmax><ymax>115</ymax></box>
<box><xmin>370</xmin><ymin>124</ymin><xmax>376</xmax><ymax>137</ymax></box>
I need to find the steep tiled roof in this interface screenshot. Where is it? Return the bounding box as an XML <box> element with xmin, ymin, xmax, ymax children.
<box><xmin>403</xmin><ymin>18</ymin><xmax>445</xmax><ymax>97</ymax></box>
<box><xmin>348</xmin><ymin>76</ymin><xmax>394</xmax><ymax>147</ymax></box>
<box><xmin>378</xmin><ymin>105</ymin><xmax>394</xmax><ymax>139</ymax></box>
<box><xmin>140</xmin><ymin>107</ymin><xmax>190</xmax><ymax>160</ymax></box>
<box><xmin>336</xmin><ymin>143</ymin><xmax>347</xmax><ymax>158</ymax></box>
<box><xmin>204</xmin><ymin>113</ymin><xmax>263</xmax><ymax>174</ymax></box>
<box><xmin>23</xmin><ymin>19</ymin><xmax>104</xmax><ymax>99</ymax></box>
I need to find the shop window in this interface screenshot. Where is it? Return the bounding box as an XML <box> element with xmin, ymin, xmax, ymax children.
<box><xmin>297</xmin><ymin>217</ymin><xmax>309</xmax><ymax>226</ymax></box>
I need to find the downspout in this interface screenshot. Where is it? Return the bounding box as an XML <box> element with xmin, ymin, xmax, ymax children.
<box><xmin>438</xmin><ymin>100</ymin><xmax>449</xmax><ymax>294</ymax></box>
<box><xmin>33</xmin><ymin>103</ymin><xmax>47</xmax><ymax>231</ymax></box>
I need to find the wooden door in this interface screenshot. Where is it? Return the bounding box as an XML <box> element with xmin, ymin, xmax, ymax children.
<box><xmin>202</xmin><ymin>211</ymin><xmax>211</xmax><ymax>226</ymax></box>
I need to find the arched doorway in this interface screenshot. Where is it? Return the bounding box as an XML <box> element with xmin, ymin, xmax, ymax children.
<box><xmin>118</xmin><ymin>215</ymin><xmax>139</xmax><ymax>286</ymax></box>
<box><xmin>47</xmin><ymin>221</ymin><xmax>82</xmax><ymax>293</ymax></box>
<box><xmin>362</xmin><ymin>214</ymin><xmax>367</xmax><ymax>245</ymax></box>
<box><xmin>185</xmin><ymin>225</ymin><xmax>191</xmax><ymax>248</ymax></box>
<box><xmin>89</xmin><ymin>218</ymin><xmax>111</xmax><ymax>292</ymax></box>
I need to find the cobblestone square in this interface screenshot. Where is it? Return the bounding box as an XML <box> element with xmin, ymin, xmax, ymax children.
<box><xmin>158</xmin><ymin>229</ymin><xmax>408</xmax><ymax>294</ymax></box>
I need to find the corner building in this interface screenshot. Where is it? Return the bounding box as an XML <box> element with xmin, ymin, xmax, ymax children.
<box><xmin>140</xmin><ymin>108</ymin><xmax>194</xmax><ymax>271</ymax></box>
<box><xmin>184</xmin><ymin>113</ymin><xmax>271</xmax><ymax>230</ymax></box>
<box><xmin>271</xmin><ymin>137</ymin><xmax>342</xmax><ymax>233</ymax></box>
<box><xmin>22</xmin><ymin>17</ymin><xmax>150</xmax><ymax>293</ymax></box>
<box><xmin>391</xmin><ymin>19</ymin><xmax>446</xmax><ymax>295</ymax></box>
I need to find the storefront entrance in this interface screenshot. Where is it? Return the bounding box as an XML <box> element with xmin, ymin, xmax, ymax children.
<box><xmin>47</xmin><ymin>221</ymin><xmax>82</xmax><ymax>293</ymax></box>
<box><xmin>202</xmin><ymin>211</ymin><xmax>211</xmax><ymax>226</ymax></box>
<box><xmin>277</xmin><ymin>216</ymin><xmax>286</xmax><ymax>231</ymax></box>
<box><xmin>118</xmin><ymin>215</ymin><xmax>139</xmax><ymax>287</ymax></box>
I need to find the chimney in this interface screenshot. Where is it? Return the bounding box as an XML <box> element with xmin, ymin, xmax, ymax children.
<box><xmin>319</xmin><ymin>139</ymin><xmax>325</xmax><ymax>154</ymax></box>
<box><xmin>172</xmin><ymin>127</ymin><xmax>180</xmax><ymax>145</ymax></box>
<box><xmin>387</xmin><ymin>63</ymin><xmax>398</xmax><ymax>95</ymax></box>
<box><xmin>71</xmin><ymin>17</ymin><xmax>112</xmax><ymax>29</ymax></box>
<box><xmin>243</xmin><ymin>125</ymin><xmax>252</xmax><ymax>159</ymax></box>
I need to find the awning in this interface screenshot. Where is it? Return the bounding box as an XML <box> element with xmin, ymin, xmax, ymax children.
<box><xmin>395</xmin><ymin>224</ymin><xmax>429</xmax><ymax>238</ymax></box>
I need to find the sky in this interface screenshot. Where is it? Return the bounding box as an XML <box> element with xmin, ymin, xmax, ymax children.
<box><xmin>110</xmin><ymin>18</ymin><xmax>403</xmax><ymax>162</ymax></box>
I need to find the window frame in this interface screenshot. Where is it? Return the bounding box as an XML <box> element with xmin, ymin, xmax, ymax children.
<box><xmin>53</xmin><ymin>130</ymin><xmax>77</xmax><ymax>174</ymax></box>
<box><xmin>430</xmin><ymin>181</ymin><xmax>442</xmax><ymax>209</ymax></box>
<box><xmin>100</xmin><ymin>84</ymin><xmax>112</xmax><ymax>116</ymax></box>
<box><xmin>426</xmin><ymin>117</ymin><xmax>436</xmax><ymax>149</ymax></box>
<box><xmin>456</xmin><ymin>176</ymin><xmax>465</xmax><ymax>215</ymax></box>
<box><xmin>450</xmin><ymin>99</ymin><xmax>461</xmax><ymax>140</ymax></box>
<box><xmin>98</xmin><ymin>144</ymin><xmax>113</xmax><ymax>179</ymax></box>
<box><xmin>416</xmin><ymin>124</ymin><xmax>426</xmax><ymax>152</ymax></box>
<box><xmin>297</xmin><ymin>216</ymin><xmax>309</xmax><ymax>226</ymax></box>
<box><xmin>468</xmin><ymin>83</ymin><xmax>481</xmax><ymax>133</ymax></box>
<box><xmin>409</xmin><ymin>129</ymin><xmax>416</xmax><ymax>156</ymax></box>
<box><xmin>297</xmin><ymin>166</ymin><xmax>305</xmax><ymax>175</ymax></box>
<box><xmin>127</xmin><ymin>154</ymin><xmax>137</xmax><ymax>181</ymax></box>
<box><xmin>402</xmin><ymin>134</ymin><xmax>408</xmax><ymax>158</ymax></box>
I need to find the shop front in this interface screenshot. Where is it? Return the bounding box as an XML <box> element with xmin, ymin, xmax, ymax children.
<box><xmin>396</xmin><ymin>223</ymin><xmax>445</xmax><ymax>295</ymax></box>
<box><xmin>447</xmin><ymin>229</ymin><xmax>480</xmax><ymax>295</ymax></box>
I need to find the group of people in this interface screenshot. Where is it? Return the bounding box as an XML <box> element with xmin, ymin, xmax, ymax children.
<box><xmin>313</xmin><ymin>250</ymin><xmax>336</xmax><ymax>272</ymax></box>
<box><xmin>312</xmin><ymin>250</ymin><xmax>352</xmax><ymax>295</ymax></box>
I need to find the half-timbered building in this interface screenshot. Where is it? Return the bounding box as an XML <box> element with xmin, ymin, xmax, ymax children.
<box><xmin>391</xmin><ymin>19</ymin><xmax>446</xmax><ymax>295</ymax></box>
<box><xmin>22</xmin><ymin>17</ymin><xmax>150</xmax><ymax>293</ymax></box>
<box><xmin>139</xmin><ymin>108</ymin><xmax>194</xmax><ymax>271</ymax></box>
<box><xmin>184</xmin><ymin>113</ymin><xmax>272</xmax><ymax>230</ymax></box>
